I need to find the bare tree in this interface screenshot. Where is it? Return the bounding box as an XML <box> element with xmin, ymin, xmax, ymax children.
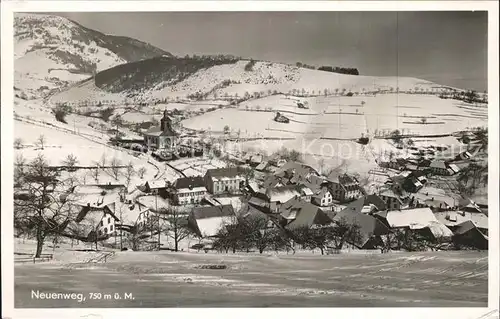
<box><xmin>109</xmin><ymin>157</ymin><xmax>122</xmax><ymax>181</ymax></box>
<box><xmin>161</xmin><ymin>207</ymin><xmax>193</xmax><ymax>252</ymax></box>
<box><xmin>124</xmin><ymin>161</ymin><xmax>135</xmax><ymax>187</ymax></box>
<box><xmin>137</xmin><ymin>167</ymin><xmax>147</xmax><ymax>179</ymax></box>
<box><xmin>14</xmin><ymin>154</ymin><xmax>75</xmax><ymax>257</ymax></box>
<box><xmin>90</xmin><ymin>166</ymin><xmax>100</xmax><ymax>183</ymax></box>
<box><xmin>14</xmin><ymin>154</ymin><xmax>27</xmax><ymax>187</ymax></box>
<box><xmin>14</xmin><ymin>138</ymin><xmax>23</xmax><ymax>149</ymax></box>
<box><xmin>35</xmin><ymin>134</ymin><xmax>46</xmax><ymax>150</ymax></box>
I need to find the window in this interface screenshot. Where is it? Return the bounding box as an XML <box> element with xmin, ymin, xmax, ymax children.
<box><xmin>110</xmin><ymin>225</ymin><xmax>114</xmax><ymax>231</ymax></box>
<box><xmin>108</xmin><ymin>217</ymin><xmax>111</xmax><ymax>224</ymax></box>
<box><xmin>100</xmin><ymin>220</ymin><xmax>103</xmax><ymax>226</ymax></box>
<box><xmin>104</xmin><ymin>227</ymin><xmax>108</xmax><ymax>234</ymax></box>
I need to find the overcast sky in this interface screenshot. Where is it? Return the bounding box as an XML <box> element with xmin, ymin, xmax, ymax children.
<box><xmin>56</xmin><ymin>11</ymin><xmax>488</xmax><ymax>91</ymax></box>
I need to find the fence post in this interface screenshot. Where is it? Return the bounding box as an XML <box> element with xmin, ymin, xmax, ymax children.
<box><xmin>33</xmin><ymin>257</ymin><xmax>36</xmax><ymax>264</ymax></box>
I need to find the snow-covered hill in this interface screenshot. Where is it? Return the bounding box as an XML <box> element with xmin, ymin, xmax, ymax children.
<box><xmin>49</xmin><ymin>59</ymin><xmax>450</xmax><ymax>107</ymax></box>
<box><xmin>14</xmin><ymin>13</ymin><xmax>170</xmax><ymax>99</ymax></box>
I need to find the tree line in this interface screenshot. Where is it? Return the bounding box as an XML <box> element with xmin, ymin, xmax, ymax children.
<box><xmin>296</xmin><ymin>62</ymin><xmax>360</xmax><ymax>75</ymax></box>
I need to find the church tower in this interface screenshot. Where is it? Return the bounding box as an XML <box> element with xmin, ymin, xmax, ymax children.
<box><xmin>160</xmin><ymin>108</ymin><xmax>172</xmax><ymax>133</ymax></box>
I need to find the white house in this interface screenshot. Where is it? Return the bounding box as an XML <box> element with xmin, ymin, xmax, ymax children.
<box><xmin>430</xmin><ymin>160</ymin><xmax>449</xmax><ymax>176</ymax></box>
<box><xmin>204</xmin><ymin>167</ymin><xmax>246</xmax><ymax>195</ymax></box>
<box><xmin>173</xmin><ymin>176</ymin><xmax>207</xmax><ymax>205</ymax></box>
<box><xmin>311</xmin><ymin>186</ymin><xmax>334</xmax><ymax>207</ymax></box>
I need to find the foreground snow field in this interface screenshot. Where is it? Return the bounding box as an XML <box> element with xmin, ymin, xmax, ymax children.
<box><xmin>15</xmin><ymin>249</ymin><xmax>487</xmax><ymax>307</ymax></box>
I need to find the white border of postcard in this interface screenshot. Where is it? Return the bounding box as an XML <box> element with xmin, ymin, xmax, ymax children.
<box><xmin>1</xmin><ymin>1</ymin><xmax>499</xmax><ymax>319</ymax></box>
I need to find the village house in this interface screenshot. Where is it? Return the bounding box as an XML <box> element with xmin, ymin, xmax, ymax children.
<box><xmin>265</xmin><ymin>185</ymin><xmax>302</xmax><ymax>213</ymax></box>
<box><xmin>402</xmin><ymin>175</ymin><xmax>427</xmax><ymax>193</ymax></box>
<box><xmin>447</xmin><ymin>163</ymin><xmax>461</xmax><ymax>175</ymax></box>
<box><xmin>143</xmin><ymin>109</ymin><xmax>177</xmax><ymax>151</ymax></box>
<box><xmin>454</xmin><ymin>150</ymin><xmax>473</xmax><ymax>161</ymax></box>
<box><xmin>379</xmin><ymin>188</ymin><xmax>408</xmax><ymax>211</ymax></box>
<box><xmin>188</xmin><ymin>204</ymin><xmax>236</xmax><ymax>237</ymax></box>
<box><xmin>429</xmin><ymin>160</ymin><xmax>449</xmax><ymax>176</ymax></box>
<box><xmin>452</xmin><ymin>220</ymin><xmax>488</xmax><ymax>250</ymax></box>
<box><xmin>255</xmin><ymin>161</ymin><xmax>269</xmax><ymax>172</ymax></box>
<box><xmin>204</xmin><ymin>167</ymin><xmax>246</xmax><ymax>195</ymax></box>
<box><xmin>333</xmin><ymin>207</ymin><xmax>390</xmax><ymax>249</ymax></box>
<box><xmin>279</xmin><ymin>197</ymin><xmax>333</xmax><ymax>230</ymax></box>
<box><xmin>144</xmin><ymin>180</ymin><xmax>169</xmax><ymax>197</ymax></box>
<box><xmin>311</xmin><ymin>185</ymin><xmax>334</xmax><ymax>207</ymax></box>
<box><xmin>296</xmin><ymin>184</ymin><xmax>314</xmax><ymax>202</ymax></box>
<box><xmin>434</xmin><ymin>210</ymin><xmax>488</xmax><ymax>235</ymax></box>
<box><xmin>274</xmin><ymin>161</ymin><xmax>319</xmax><ymax>185</ymax></box>
<box><xmin>70</xmin><ymin>201</ymin><xmax>120</xmax><ymax>240</ymax></box>
<box><xmin>172</xmin><ymin>176</ymin><xmax>207</xmax><ymax>205</ymax></box>
<box><xmin>327</xmin><ymin>173</ymin><xmax>363</xmax><ymax>203</ymax></box>
<box><xmin>374</xmin><ymin>207</ymin><xmax>453</xmax><ymax>240</ymax></box>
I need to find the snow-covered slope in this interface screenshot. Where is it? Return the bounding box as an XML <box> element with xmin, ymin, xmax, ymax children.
<box><xmin>14</xmin><ymin>13</ymin><xmax>170</xmax><ymax>99</ymax></box>
<box><xmin>49</xmin><ymin>59</ymin><xmax>448</xmax><ymax>106</ymax></box>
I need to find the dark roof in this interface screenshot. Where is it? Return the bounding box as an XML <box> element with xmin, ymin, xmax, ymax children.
<box><xmin>333</xmin><ymin>210</ymin><xmax>390</xmax><ymax>247</ymax></box>
<box><xmin>75</xmin><ymin>204</ymin><xmax>120</xmax><ymax>223</ymax></box>
<box><xmin>454</xmin><ymin>220</ymin><xmax>478</xmax><ymax>235</ymax></box>
<box><xmin>339</xmin><ymin>197</ymin><xmax>365</xmax><ymax>215</ymax></box>
<box><xmin>282</xmin><ymin>197</ymin><xmax>332</xmax><ymax>229</ymax></box>
<box><xmin>205</xmin><ymin>167</ymin><xmax>245</xmax><ymax>179</ymax></box>
<box><xmin>364</xmin><ymin>194</ymin><xmax>387</xmax><ymax>211</ymax></box>
<box><xmin>191</xmin><ymin>204</ymin><xmax>235</xmax><ymax>220</ymax></box>
<box><xmin>174</xmin><ymin>176</ymin><xmax>205</xmax><ymax>190</ymax></box>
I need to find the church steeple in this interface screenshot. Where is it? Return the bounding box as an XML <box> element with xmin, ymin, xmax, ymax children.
<box><xmin>160</xmin><ymin>108</ymin><xmax>171</xmax><ymax>132</ymax></box>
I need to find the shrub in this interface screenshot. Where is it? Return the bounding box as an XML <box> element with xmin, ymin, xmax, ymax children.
<box><xmin>100</xmin><ymin>108</ymin><xmax>114</xmax><ymax>122</ymax></box>
<box><xmin>244</xmin><ymin>60</ymin><xmax>256</xmax><ymax>72</ymax></box>
<box><xmin>53</xmin><ymin>104</ymin><xmax>71</xmax><ymax>124</ymax></box>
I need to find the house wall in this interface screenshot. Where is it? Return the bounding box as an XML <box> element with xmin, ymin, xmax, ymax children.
<box><xmin>381</xmin><ymin>195</ymin><xmax>401</xmax><ymax>210</ymax></box>
<box><xmin>97</xmin><ymin>212</ymin><xmax>116</xmax><ymax>237</ymax></box>
<box><xmin>330</xmin><ymin>183</ymin><xmax>345</xmax><ymax>201</ymax></box>
<box><xmin>175</xmin><ymin>189</ymin><xmax>207</xmax><ymax>205</ymax></box>
<box><xmin>210</xmin><ymin>177</ymin><xmax>244</xmax><ymax>195</ymax></box>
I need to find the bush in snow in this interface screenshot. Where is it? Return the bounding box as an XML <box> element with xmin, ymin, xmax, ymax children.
<box><xmin>53</xmin><ymin>104</ymin><xmax>72</xmax><ymax>124</ymax></box>
<box><xmin>100</xmin><ymin>108</ymin><xmax>114</xmax><ymax>122</ymax></box>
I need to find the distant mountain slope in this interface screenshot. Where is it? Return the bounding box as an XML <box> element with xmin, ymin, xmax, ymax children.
<box><xmin>14</xmin><ymin>13</ymin><xmax>171</xmax><ymax>99</ymax></box>
<box><xmin>50</xmin><ymin>58</ymin><xmax>445</xmax><ymax>106</ymax></box>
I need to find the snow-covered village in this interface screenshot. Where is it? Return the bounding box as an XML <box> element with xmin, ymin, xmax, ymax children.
<box><xmin>7</xmin><ymin>10</ymin><xmax>493</xmax><ymax>308</ymax></box>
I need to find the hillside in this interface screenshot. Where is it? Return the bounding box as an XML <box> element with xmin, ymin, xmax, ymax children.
<box><xmin>14</xmin><ymin>13</ymin><xmax>171</xmax><ymax>99</ymax></box>
<box><xmin>49</xmin><ymin>58</ymin><xmax>446</xmax><ymax>106</ymax></box>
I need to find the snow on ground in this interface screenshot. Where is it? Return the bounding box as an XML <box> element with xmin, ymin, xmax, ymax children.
<box><xmin>169</xmin><ymin>157</ymin><xmax>228</xmax><ymax>178</ymax></box>
<box><xmin>48</xmin><ymin>59</ymin><xmax>449</xmax><ymax>106</ymax></box>
<box><xmin>15</xmin><ymin>248</ymin><xmax>488</xmax><ymax>307</ymax></box>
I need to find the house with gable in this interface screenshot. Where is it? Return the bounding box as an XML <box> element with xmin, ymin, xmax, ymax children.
<box><xmin>204</xmin><ymin>167</ymin><xmax>246</xmax><ymax>195</ymax></box>
<box><xmin>188</xmin><ymin>204</ymin><xmax>236</xmax><ymax>238</ymax></box>
<box><xmin>279</xmin><ymin>197</ymin><xmax>333</xmax><ymax>230</ymax></box>
<box><xmin>429</xmin><ymin>160</ymin><xmax>449</xmax><ymax>176</ymax></box>
<box><xmin>173</xmin><ymin>176</ymin><xmax>207</xmax><ymax>205</ymax></box>
<box><xmin>327</xmin><ymin>172</ymin><xmax>363</xmax><ymax>203</ymax></box>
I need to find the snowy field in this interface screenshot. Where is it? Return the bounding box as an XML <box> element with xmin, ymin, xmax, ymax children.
<box><xmin>15</xmin><ymin>248</ymin><xmax>487</xmax><ymax>307</ymax></box>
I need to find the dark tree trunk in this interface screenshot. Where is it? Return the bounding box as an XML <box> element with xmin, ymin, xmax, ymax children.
<box><xmin>319</xmin><ymin>247</ymin><xmax>324</xmax><ymax>255</ymax></box>
<box><xmin>35</xmin><ymin>227</ymin><xmax>45</xmax><ymax>258</ymax></box>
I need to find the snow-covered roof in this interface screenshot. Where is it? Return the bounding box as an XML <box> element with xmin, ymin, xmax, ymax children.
<box><xmin>385</xmin><ymin>208</ymin><xmax>440</xmax><ymax>229</ymax></box>
<box><xmin>146</xmin><ymin>180</ymin><xmax>167</xmax><ymax>189</ymax></box>
<box><xmin>430</xmin><ymin>160</ymin><xmax>447</xmax><ymax>169</ymax></box>
<box><xmin>427</xmin><ymin>221</ymin><xmax>454</xmax><ymax>238</ymax></box>
<box><xmin>434</xmin><ymin>211</ymin><xmax>488</xmax><ymax>230</ymax></box>
<box><xmin>117</xmin><ymin>202</ymin><xmax>150</xmax><ymax>226</ymax></box>
<box><xmin>448</xmin><ymin>164</ymin><xmax>460</xmax><ymax>173</ymax></box>
<box><xmin>196</xmin><ymin>216</ymin><xmax>235</xmax><ymax>237</ymax></box>
<box><xmin>267</xmin><ymin>186</ymin><xmax>301</xmax><ymax>203</ymax></box>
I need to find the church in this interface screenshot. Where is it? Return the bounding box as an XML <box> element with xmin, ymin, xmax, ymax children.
<box><xmin>143</xmin><ymin>109</ymin><xmax>177</xmax><ymax>151</ymax></box>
